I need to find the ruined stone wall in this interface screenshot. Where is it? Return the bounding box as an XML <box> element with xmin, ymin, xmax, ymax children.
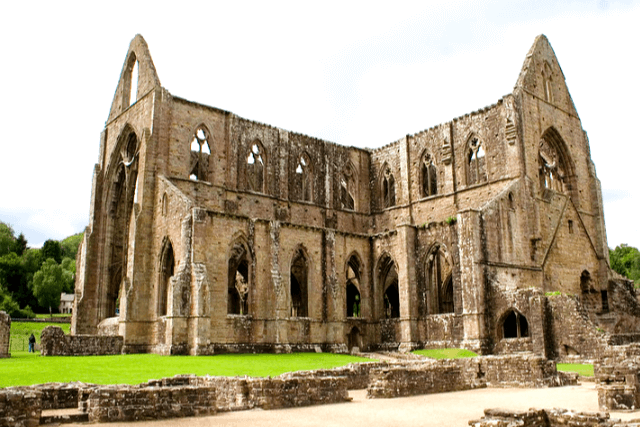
<box><xmin>41</xmin><ymin>326</ymin><xmax>123</xmax><ymax>356</ymax></box>
<box><xmin>595</xmin><ymin>344</ymin><xmax>640</xmax><ymax>411</ymax></box>
<box><xmin>470</xmin><ymin>408</ymin><xmax>618</xmax><ymax>427</ymax></box>
<box><xmin>0</xmin><ymin>311</ymin><xmax>9</xmax><ymax>358</ymax></box>
<box><xmin>367</xmin><ymin>354</ymin><xmax>562</xmax><ymax>398</ymax></box>
<box><xmin>0</xmin><ymin>388</ymin><xmax>41</xmax><ymax>427</ymax></box>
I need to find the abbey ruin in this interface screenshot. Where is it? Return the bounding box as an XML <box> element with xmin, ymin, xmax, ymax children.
<box><xmin>71</xmin><ymin>34</ymin><xmax>638</xmax><ymax>356</ymax></box>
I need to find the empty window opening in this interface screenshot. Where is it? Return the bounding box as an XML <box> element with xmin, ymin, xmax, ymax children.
<box><xmin>467</xmin><ymin>137</ymin><xmax>487</xmax><ymax>185</ymax></box>
<box><xmin>228</xmin><ymin>242</ymin><xmax>250</xmax><ymax>315</ymax></box>
<box><xmin>427</xmin><ymin>244</ymin><xmax>454</xmax><ymax>314</ymax></box>
<box><xmin>421</xmin><ymin>153</ymin><xmax>437</xmax><ymax>197</ymax></box>
<box><xmin>346</xmin><ymin>256</ymin><xmax>362</xmax><ymax>318</ymax></box>
<box><xmin>340</xmin><ymin>168</ymin><xmax>355</xmax><ymax>211</ymax></box>
<box><xmin>158</xmin><ymin>240</ymin><xmax>175</xmax><ymax>316</ymax></box>
<box><xmin>161</xmin><ymin>193</ymin><xmax>168</xmax><ymax>216</ymax></box>
<box><xmin>601</xmin><ymin>290</ymin><xmax>609</xmax><ymax>313</ymax></box>
<box><xmin>508</xmin><ymin>192</ymin><xmax>515</xmax><ymax>210</ymax></box>
<box><xmin>580</xmin><ymin>270</ymin><xmax>592</xmax><ymax>294</ymax></box>
<box><xmin>568</xmin><ymin>219</ymin><xmax>574</xmax><ymax>234</ymax></box>
<box><xmin>246</xmin><ymin>142</ymin><xmax>265</xmax><ymax>192</ymax></box>
<box><xmin>502</xmin><ymin>309</ymin><xmax>529</xmax><ymax>339</ymax></box>
<box><xmin>190</xmin><ymin>126</ymin><xmax>211</xmax><ymax>181</ymax></box>
<box><xmin>379</xmin><ymin>256</ymin><xmax>399</xmax><ymax>318</ymax></box>
<box><xmin>382</xmin><ymin>165</ymin><xmax>396</xmax><ymax>208</ymax></box>
<box><xmin>295</xmin><ymin>153</ymin><xmax>313</xmax><ymax>202</ymax></box>
<box><xmin>538</xmin><ymin>134</ymin><xmax>570</xmax><ymax>195</ymax></box>
<box><xmin>290</xmin><ymin>249</ymin><xmax>309</xmax><ymax>317</ymax></box>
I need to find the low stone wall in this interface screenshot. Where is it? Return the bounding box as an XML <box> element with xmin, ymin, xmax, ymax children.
<box><xmin>367</xmin><ymin>354</ymin><xmax>566</xmax><ymax>399</ymax></box>
<box><xmin>0</xmin><ymin>311</ymin><xmax>10</xmax><ymax>358</ymax></box>
<box><xmin>40</xmin><ymin>326</ymin><xmax>123</xmax><ymax>356</ymax></box>
<box><xmin>0</xmin><ymin>388</ymin><xmax>42</xmax><ymax>427</ymax></box>
<box><xmin>37</xmin><ymin>382</ymin><xmax>95</xmax><ymax>410</ymax></box>
<box><xmin>595</xmin><ymin>344</ymin><xmax>640</xmax><ymax>411</ymax></box>
<box><xmin>469</xmin><ymin>408</ymin><xmax>619</xmax><ymax>427</ymax></box>
<box><xmin>87</xmin><ymin>385</ymin><xmax>217</xmax><ymax>422</ymax></box>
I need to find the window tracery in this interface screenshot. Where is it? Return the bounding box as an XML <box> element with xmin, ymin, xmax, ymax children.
<box><xmin>467</xmin><ymin>137</ymin><xmax>487</xmax><ymax>185</ymax></box>
<box><xmin>421</xmin><ymin>153</ymin><xmax>437</xmax><ymax>197</ymax></box>
<box><xmin>381</xmin><ymin>165</ymin><xmax>396</xmax><ymax>208</ymax></box>
<box><xmin>295</xmin><ymin>152</ymin><xmax>313</xmax><ymax>202</ymax></box>
<box><xmin>246</xmin><ymin>141</ymin><xmax>265</xmax><ymax>192</ymax></box>
<box><xmin>189</xmin><ymin>127</ymin><xmax>211</xmax><ymax>181</ymax></box>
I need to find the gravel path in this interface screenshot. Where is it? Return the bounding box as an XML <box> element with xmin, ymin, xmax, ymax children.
<box><xmin>62</xmin><ymin>383</ymin><xmax>640</xmax><ymax>427</ymax></box>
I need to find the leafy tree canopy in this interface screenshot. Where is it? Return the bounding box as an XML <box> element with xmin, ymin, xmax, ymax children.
<box><xmin>610</xmin><ymin>244</ymin><xmax>640</xmax><ymax>285</ymax></box>
<box><xmin>41</xmin><ymin>240</ymin><xmax>62</xmax><ymax>264</ymax></box>
<box><xmin>31</xmin><ymin>258</ymin><xmax>64</xmax><ymax>314</ymax></box>
<box><xmin>60</xmin><ymin>232</ymin><xmax>83</xmax><ymax>261</ymax></box>
<box><xmin>0</xmin><ymin>222</ymin><xmax>15</xmax><ymax>257</ymax></box>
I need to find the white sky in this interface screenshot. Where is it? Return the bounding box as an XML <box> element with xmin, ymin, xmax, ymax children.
<box><xmin>0</xmin><ymin>0</ymin><xmax>638</xmax><ymax>250</ymax></box>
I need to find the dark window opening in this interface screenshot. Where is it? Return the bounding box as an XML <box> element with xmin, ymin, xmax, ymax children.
<box><xmin>340</xmin><ymin>172</ymin><xmax>355</xmax><ymax>211</ymax></box>
<box><xmin>601</xmin><ymin>290</ymin><xmax>609</xmax><ymax>313</ymax></box>
<box><xmin>568</xmin><ymin>220</ymin><xmax>574</xmax><ymax>234</ymax></box>
<box><xmin>379</xmin><ymin>256</ymin><xmax>399</xmax><ymax>318</ymax></box>
<box><xmin>346</xmin><ymin>255</ymin><xmax>362</xmax><ymax>318</ymax></box>
<box><xmin>228</xmin><ymin>243</ymin><xmax>250</xmax><ymax>315</ymax></box>
<box><xmin>427</xmin><ymin>244</ymin><xmax>454</xmax><ymax>314</ymax></box>
<box><xmin>580</xmin><ymin>270</ymin><xmax>591</xmax><ymax>294</ymax></box>
<box><xmin>347</xmin><ymin>327</ymin><xmax>361</xmax><ymax>351</ymax></box>
<box><xmin>295</xmin><ymin>153</ymin><xmax>313</xmax><ymax>202</ymax></box>
<box><xmin>502</xmin><ymin>309</ymin><xmax>529</xmax><ymax>339</ymax></box>
<box><xmin>382</xmin><ymin>165</ymin><xmax>396</xmax><ymax>208</ymax></box>
<box><xmin>290</xmin><ymin>249</ymin><xmax>308</xmax><ymax>317</ymax></box>
<box><xmin>158</xmin><ymin>240</ymin><xmax>175</xmax><ymax>316</ymax></box>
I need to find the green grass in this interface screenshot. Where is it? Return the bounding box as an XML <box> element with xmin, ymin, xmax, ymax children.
<box><xmin>412</xmin><ymin>348</ymin><xmax>479</xmax><ymax>359</ymax></box>
<box><xmin>0</xmin><ymin>352</ymin><xmax>373</xmax><ymax>388</ymax></box>
<box><xmin>35</xmin><ymin>313</ymin><xmax>72</xmax><ymax>319</ymax></box>
<box><xmin>9</xmin><ymin>321</ymin><xmax>70</xmax><ymax>353</ymax></box>
<box><xmin>556</xmin><ymin>363</ymin><xmax>594</xmax><ymax>377</ymax></box>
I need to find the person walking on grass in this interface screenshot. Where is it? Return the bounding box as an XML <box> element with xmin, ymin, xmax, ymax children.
<box><xmin>28</xmin><ymin>333</ymin><xmax>36</xmax><ymax>353</ymax></box>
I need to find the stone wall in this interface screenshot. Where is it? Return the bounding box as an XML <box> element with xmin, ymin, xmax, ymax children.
<box><xmin>367</xmin><ymin>354</ymin><xmax>566</xmax><ymax>398</ymax></box>
<box><xmin>595</xmin><ymin>344</ymin><xmax>640</xmax><ymax>411</ymax></box>
<box><xmin>470</xmin><ymin>408</ymin><xmax>619</xmax><ymax>427</ymax></box>
<box><xmin>0</xmin><ymin>311</ymin><xmax>9</xmax><ymax>358</ymax></box>
<box><xmin>40</xmin><ymin>326</ymin><xmax>123</xmax><ymax>356</ymax></box>
<box><xmin>0</xmin><ymin>388</ymin><xmax>41</xmax><ymax>427</ymax></box>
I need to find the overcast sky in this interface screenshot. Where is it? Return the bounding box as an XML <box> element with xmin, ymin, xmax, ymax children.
<box><xmin>0</xmin><ymin>0</ymin><xmax>638</xmax><ymax>250</ymax></box>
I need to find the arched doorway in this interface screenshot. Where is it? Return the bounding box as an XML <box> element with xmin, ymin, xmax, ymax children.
<box><xmin>290</xmin><ymin>248</ymin><xmax>309</xmax><ymax>317</ymax></box>
<box><xmin>378</xmin><ymin>255</ymin><xmax>399</xmax><ymax>318</ymax></box>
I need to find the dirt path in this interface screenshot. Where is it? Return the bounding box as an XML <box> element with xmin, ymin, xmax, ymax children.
<box><xmin>62</xmin><ymin>383</ymin><xmax>640</xmax><ymax>427</ymax></box>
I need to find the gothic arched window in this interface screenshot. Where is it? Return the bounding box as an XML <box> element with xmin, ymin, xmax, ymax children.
<box><xmin>427</xmin><ymin>244</ymin><xmax>454</xmax><ymax>314</ymax></box>
<box><xmin>381</xmin><ymin>164</ymin><xmax>396</xmax><ymax>208</ymax></box>
<box><xmin>421</xmin><ymin>153</ymin><xmax>437</xmax><ymax>197</ymax></box>
<box><xmin>290</xmin><ymin>248</ymin><xmax>309</xmax><ymax>317</ymax></box>
<box><xmin>246</xmin><ymin>141</ymin><xmax>265</xmax><ymax>193</ymax></box>
<box><xmin>158</xmin><ymin>239</ymin><xmax>175</xmax><ymax>316</ymax></box>
<box><xmin>346</xmin><ymin>255</ymin><xmax>362</xmax><ymax>318</ymax></box>
<box><xmin>340</xmin><ymin>166</ymin><xmax>356</xmax><ymax>211</ymax></box>
<box><xmin>228</xmin><ymin>240</ymin><xmax>251</xmax><ymax>315</ymax></box>
<box><xmin>295</xmin><ymin>152</ymin><xmax>313</xmax><ymax>202</ymax></box>
<box><xmin>189</xmin><ymin>126</ymin><xmax>211</xmax><ymax>181</ymax></box>
<box><xmin>467</xmin><ymin>137</ymin><xmax>487</xmax><ymax>185</ymax></box>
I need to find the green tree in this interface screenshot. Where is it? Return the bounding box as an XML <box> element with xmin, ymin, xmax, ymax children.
<box><xmin>41</xmin><ymin>240</ymin><xmax>62</xmax><ymax>264</ymax></box>
<box><xmin>0</xmin><ymin>222</ymin><xmax>15</xmax><ymax>257</ymax></box>
<box><xmin>610</xmin><ymin>244</ymin><xmax>640</xmax><ymax>285</ymax></box>
<box><xmin>13</xmin><ymin>233</ymin><xmax>27</xmax><ymax>256</ymax></box>
<box><xmin>0</xmin><ymin>282</ymin><xmax>35</xmax><ymax>318</ymax></box>
<box><xmin>31</xmin><ymin>258</ymin><xmax>64</xmax><ymax>315</ymax></box>
<box><xmin>60</xmin><ymin>257</ymin><xmax>76</xmax><ymax>293</ymax></box>
<box><xmin>60</xmin><ymin>232</ymin><xmax>83</xmax><ymax>260</ymax></box>
<box><xmin>0</xmin><ymin>252</ymin><xmax>30</xmax><ymax>308</ymax></box>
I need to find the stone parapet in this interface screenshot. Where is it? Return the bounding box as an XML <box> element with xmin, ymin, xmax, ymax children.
<box><xmin>40</xmin><ymin>326</ymin><xmax>123</xmax><ymax>356</ymax></box>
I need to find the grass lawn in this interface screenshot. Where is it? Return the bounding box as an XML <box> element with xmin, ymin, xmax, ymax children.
<box><xmin>556</xmin><ymin>363</ymin><xmax>594</xmax><ymax>377</ymax></box>
<box><xmin>35</xmin><ymin>313</ymin><xmax>72</xmax><ymax>319</ymax></box>
<box><xmin>0</xmin><ymin>352</ymin><xmax>374</xmax><ymax>388</ymax></box>
<box><xmin>413</xmin><ymin>348</ymin><xmax>478</xmax><ymax>359</ymax></box>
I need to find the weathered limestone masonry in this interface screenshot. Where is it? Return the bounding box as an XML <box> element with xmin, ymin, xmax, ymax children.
<box><xmin>469</xmin><ymin>408</ymin><xmax>637</xmax><ymax>427</ymax></box>
<box><xmin>0</xmin><ymin>311</ymin><xmax>9</xmax><ymax>358</ymax></box>
<box><xmin>40</xmin><ymin>326</ymin><xmax>123</xmax><ymax>356</ymax></box>
<box><xmin>366</xmin><ymin>353</ymin><xmax>572</xmax><ymax>398</ymax></box>
<box><xmin>595</xmin><ymin>344</ymin><xmax>640</xmax><ymax>411</ymax></box>
<box><xmin>0</xmin><ymin>388</ymin><xmax>41</xmax><ymax>427</ymax></box>
<box><xmin>72</xmin><ymin>33</ymin><xmax>636</xmax><ymax>357</ymax></box>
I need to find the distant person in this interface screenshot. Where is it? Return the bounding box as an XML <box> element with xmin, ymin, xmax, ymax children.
<box><xmin>28</xmin><ymin>333</ymin><xmax>36</xmax><ymax>353</ymax></box>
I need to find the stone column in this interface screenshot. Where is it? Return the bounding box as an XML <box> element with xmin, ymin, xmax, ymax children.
<box><xmin>0</xmin><ymin>311</ymin><xmax>10</xmax><ymax>358</ymax></box>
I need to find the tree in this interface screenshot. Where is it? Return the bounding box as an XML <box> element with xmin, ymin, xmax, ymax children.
<box><xmin>0</xmin><ymin>252</ymin><xmax>30</xmax><ymax>308</ymax></box>
<box><xmin>610</xmin><ymin>244</ymin><xmax>640</xmax><ymax>285</ymax></box>
<box><xmin>13</xmin><ymin>233</ymin><xmax>27</xmax><ymax>256</ymax></box>
<box><xmin>41</xmin><ymin>240</ymin><xmax>62</xmax><ymax>264</ymax></box>
<box><xmin>0</xmin><ymin>222</ymin><xmax>15</xmax><ymax>257</ymax></box>
<box><xmin>31</xmin><ymin>258</ymin><xmax>64</xmax><ymax>315</ymax></box>
<box><xmin>60</xmin><ymin>257</ymin><xmax>76</xmax><ymax>293</ymax></box>
<box><xmin>60</xmin><ymin>232</ymin><xmax>83</xmax><ymax>261</ymax></box>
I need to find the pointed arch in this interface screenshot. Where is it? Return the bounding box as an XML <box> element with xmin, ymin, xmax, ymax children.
<box><xmin>466</xmin><ymin>135</ymin><xmax>487</xmax><ymax>185</ymax></box>
<box><xmin>500</xmin><ymin>308</ymin><xmax>529</xmax><ymax>339</ymax></box>
<box><xmin>381</xmin><ymin>163</ymin><xmax>396</xmax><ymax>208</ymax></box>
<box><xmin>294</xmin><ymin>151</ymin><xmax>313</xmax><ymax>202</ymax></box>
<box><xmin>542</xmin><ymin>61</ymin><xmax>554</xmax><ymax>103</ymax></box>
<box><xmin>101</xmin><ymin>126</ymin><xmax>140</xmax><ymax>320</ymax></box>
<box><xmin>228</xmin><ymin>235</ymin><xmax>252</xmax><ymax>315</ymax></box>
<box><xmin>377</xmin><ymin>254</ymin><xmax>399</xmax><ymax>318</ymax></box>
<box><xmin>420</xmin><ymin>151</ymin><xmax>438</xmax><ymax>197</ymax></box>
<box><xmin>340</xmin><ymin>162</ymin><xmax>357</xmax><ymax>211</ymax></box>
<box><xmin>157</xmin><ymin>237</ymin><xmax>175</xmax><ymax>316</ymax></box>
<box><xmin>122</xmin><ymin>52</ymin><xmax>139</xmax><ymax>110</ymax></box>
<box><xmin>245</xmin><ymin>139</ymin><xmax>266</xmax><ymax>193</ymax></box>
<box><xmin>345</xmin><ymin>252</ymin><xmax>363</xmax><ymax>318</ymax></box>
<box><xmin>290</xmin><ymin>246</ymin><xmax>309</xmax><ymax>317</ymax></box>
<box><xmin>189</xmin><ymin>124</ymin><xmax>211</xmax><ymax>181</ymax></box>
<box><xmin>538</xmin><ymin>127</ymin><xmax>577</xmax><ymax>203</ymax></box>
<box><xmin>426</xmin><ymin>243</ymin><xmax>454</xmax><ymax>314</ymax></box>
